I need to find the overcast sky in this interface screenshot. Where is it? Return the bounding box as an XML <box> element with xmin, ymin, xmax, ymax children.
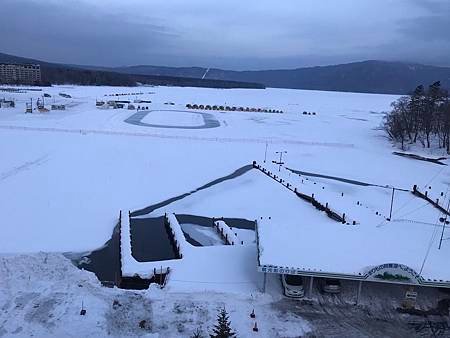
<box><xmin>1</xmin><ymin>0</ymin><xmax>449</xmax><ymax>70</ymax></box>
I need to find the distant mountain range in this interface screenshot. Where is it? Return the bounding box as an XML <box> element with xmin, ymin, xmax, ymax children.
<box><xmin>0</xmin><ymin>52</ymin><xmax>264</xmax><ymax>89</ymax></box>
<box><xmin>1</xmin><ymin>52</ymin><xmax>450</xmax><ymax>94</ymax></box>
<box><xmin>108</xmin><ymin>61</ymin><xmax>450</xmax><ymax>95</ymax></box>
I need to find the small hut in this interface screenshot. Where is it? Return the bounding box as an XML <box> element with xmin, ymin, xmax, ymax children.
<box><xmin>0</xmin><ymin>100</ymin><xmax>14</xmax><ymax>108</ymax></box>
<box><xmin>51</xmin><ymin>104</ymin><xmax>66</xmax><ymax>110</ymax></box>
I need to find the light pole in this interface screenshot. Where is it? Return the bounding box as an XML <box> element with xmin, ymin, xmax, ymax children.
<box><xmin>439</xmin><ymin>199</ymin><xmax>450</xmax><ymax>249</ymax></box>
<box><xmin>388</xmin><ymin>187</ymin><xmax>395</xmax><ymax>221</ymax></box>
<box><xmin>264</xmin><ymin>142</ymin><xmax>268</xmax><ymax>163</ymax></box>
<box><xmin>272</xmin><ymin>151</ymin><xmax>287</xmax><ymax>172</ymax></box>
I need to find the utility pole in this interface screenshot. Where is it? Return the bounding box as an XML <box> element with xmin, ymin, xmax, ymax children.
<box><xmin>272</xmin><ymin>151</ymin><xmax>287</xmax><ymax>172</ymax></box>
<box><xmin>438</xmin><ymin>221</ymin><xmax>447</xmax><ymax>250</ymax></box>
<box><xmin>388</xmin><ymin>187</ymin><xmax>395</xmax><ymax>221</ymax></box>
<box><xmin>264</xmin><ymin>142</ymin><xmax>268</xmax><ymax>163</ymax></box>
<box><xmin>438</xmin><ymin>198</ymin><xmax>450</xmax><ymax>249</ymax></box>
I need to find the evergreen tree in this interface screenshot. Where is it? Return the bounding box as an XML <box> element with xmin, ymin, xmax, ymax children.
<box><xmin>210</xmin><ymin>308</ymin><xmax>236</xmax><ymax>338</ymax></box>
<box><xmin>409</xmin><ymin>85</ymin><xmax>425</xmax><ymax>142</ymax></box>
<box><xmin>191</xmin><ymin>327</ymin><xmax>203</xmax><ymax>338</ymax></box>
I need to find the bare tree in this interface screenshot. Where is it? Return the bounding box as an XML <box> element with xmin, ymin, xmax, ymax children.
<box><xmin>384</xmin><ymin>81</ymin><xmax>450</xmax><ymax>152</ymax></box>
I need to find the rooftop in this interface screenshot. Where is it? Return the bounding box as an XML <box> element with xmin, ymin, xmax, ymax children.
<box><xmin>137</xmin><ymin>160</ymin><xmax>450</xmax><ymax>287</ymax></box>
<box><xmin>254</xmin><ymin>163</ymin><xmax>450</xmax><ymax>287</ymax></box>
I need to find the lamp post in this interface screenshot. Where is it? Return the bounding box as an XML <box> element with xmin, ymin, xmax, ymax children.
<box><xmin>264</xmin><ymin>142</ymin><xmax>268</xmax><ymax>163</ymax></box>
<box><xmin>388</xmin><ymin>187</ymin><xmax>396</xmax><ymax>221</ymax></box>
<box><xmin>272</xmin><ymin>151</ymin><xmax>287</xmax><ymax>172</ymax></box>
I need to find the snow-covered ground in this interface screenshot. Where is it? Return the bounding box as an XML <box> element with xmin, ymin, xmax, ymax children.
<box><xmin>1</xmin><ymin>84</ymin><xmax>449</xmax><ymax>336</ymax></box>
<box><xmin>1</xmin><ymin>253</ymin><xmax>448</xmax><ymax>337</ymax></box>
<box><xmin>0</xmin><ymin>253</ymin><xmax>311</xmax><ymax>337</ymax></box>
<box><xmin>140</xmin><ymin>110</ymin><xmax>206</xmax><ymax>127</ymax></box>
<box><xmin>181</xmin><ymin>223</ymin><xmax>225</xmax><ymax>246</ymax></box>
<box><xmin>0</xmin><ymin>84</ymin><xmax>410</xmax><ymax>253</ymax></box>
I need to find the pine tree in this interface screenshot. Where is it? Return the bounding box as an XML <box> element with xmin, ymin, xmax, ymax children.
<box><xmin>210</xmin><ymin>308</ymin><xmax>236</xmax><ymax>338</ymax></box>
<box><xmin>191</xmin><ymin>327</ymin><xmax>203</xmax><ymax>338</ymax></box>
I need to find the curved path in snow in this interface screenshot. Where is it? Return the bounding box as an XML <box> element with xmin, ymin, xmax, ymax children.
<box><xmin>124</xmin><ymin>109</ymin><xmax>220</xmax><ymax>129</ymax></box>
<box><xmin>131</xmin><ymin>165</ymin><xmax>254</xmax><ymax>217</ymax></box>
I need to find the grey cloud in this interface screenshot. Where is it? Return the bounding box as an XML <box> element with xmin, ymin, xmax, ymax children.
<box><xmin>387</xmin><ymin>0</ymin><xmax>450</xmax><ymax>66</ymax></box>
<box><xmin>0</xmin><ymin>0</ymin><xmax>178</xmax><ymax>66</ymax></box>
<box><xmin>0</xmin><ymin>0</ymin><xmax>449</xmax><ymax>69</ymax></box>
<box><xmin>398</xmin><ymin>0</ymin><xmax>450</xmax><ymax>41</ymax></box>
<box><xmin>409</xmin><ymin>0</ymin><xmax>450</xmax><ymax>13</ymax></box>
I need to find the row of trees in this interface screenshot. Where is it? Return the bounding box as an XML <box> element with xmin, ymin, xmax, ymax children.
<box><xmin>383</xmin><ymin>81</ymin><xmax>450</xmax><ymax>151</ymax></box>
<box><xmin>41</xmin><ymin>66</ymin><xmax>265</xmax><ymax>89</ymax></box>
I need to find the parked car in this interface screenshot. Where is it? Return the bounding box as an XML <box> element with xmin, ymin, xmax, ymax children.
<box><xmin>321</xmin><ymin>278</ymin><xmax>342</xmax><ymax>294</ymax></box>
<box><xmin>281</xmin><ymin>274</ymin><xmax>305</xmax><ymax>298</ymax></box>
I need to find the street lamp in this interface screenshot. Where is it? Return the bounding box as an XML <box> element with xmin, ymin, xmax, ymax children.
<box><xmin>272</xmin><ymin>151</ymin><xmax>287</xmax><ymax>172</ymax></box>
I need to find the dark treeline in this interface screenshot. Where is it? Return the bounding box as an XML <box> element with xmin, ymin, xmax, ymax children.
<box><xmin>41</xmin><ymin>66</ymin><xmax>136</xmax><ymax>86</ymax></box>
<box><xmin>40</xmin><ymin>65</ymin><xmax>266</xmax><ymax>89</ymax></box>
<box><xmin>383</xmin><ymin>81</ymin><xmax>450</xmax><ymax>152</ymax></box>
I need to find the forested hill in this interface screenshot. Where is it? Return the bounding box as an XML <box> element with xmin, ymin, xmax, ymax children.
<box><xmin>112</xmin><ymin>61</ymin><xmax>450</xmax><ymax>95</ymax></box>
<box><xmin>2</xmin><ymin>52</ymin><xmax>449</xmax><ymax>94</ymax></box>
<box><xmin>0</xmin><ymin>52</ymin><xmax>264</xmax><ymax>89</ymax></box>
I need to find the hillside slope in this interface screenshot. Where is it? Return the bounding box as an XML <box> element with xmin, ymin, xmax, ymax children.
<box><xmin>0</xmin><ymin>53</ymin><xmax>264</xmax><ymax>89</ymax></box>
<box><xmin>2</xmin><ymin>52</ymin><xmax>449</xmax><ymax>94</ymax></box>
<box><xmin>112</xmin><ymin>61</ymin><xmax>450</xmax><ymax>94</ymax></box>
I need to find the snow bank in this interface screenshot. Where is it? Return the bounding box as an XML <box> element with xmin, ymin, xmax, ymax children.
<box><xmin>0</xmin><ymin>253</ymin><xmax>311</xmax><ymax>337</ymax></box>
<box><xmin>120</xmin><ymin>210</ymin><xmax>132</xmax><ymax>269</ymax></box>
<box><xmin>166</xmin><ymin>213</ymin><xmax>189</xmax><ymax>258</ymax></box>
<box><xmin>215</xmin><ymin>220</ymin><xmax>243</xmax><ymax>245</ymax></box>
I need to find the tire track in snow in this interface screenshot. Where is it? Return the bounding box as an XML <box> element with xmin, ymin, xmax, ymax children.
<box><xmin>0</xmin><ymin>155</ymin><xmax>49</xmax><ymax>182</ymax></box>
<box><xmin>0</xmin><ymin>125</ymin><xmax>355</xmax><ymax>148</ymax></box>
